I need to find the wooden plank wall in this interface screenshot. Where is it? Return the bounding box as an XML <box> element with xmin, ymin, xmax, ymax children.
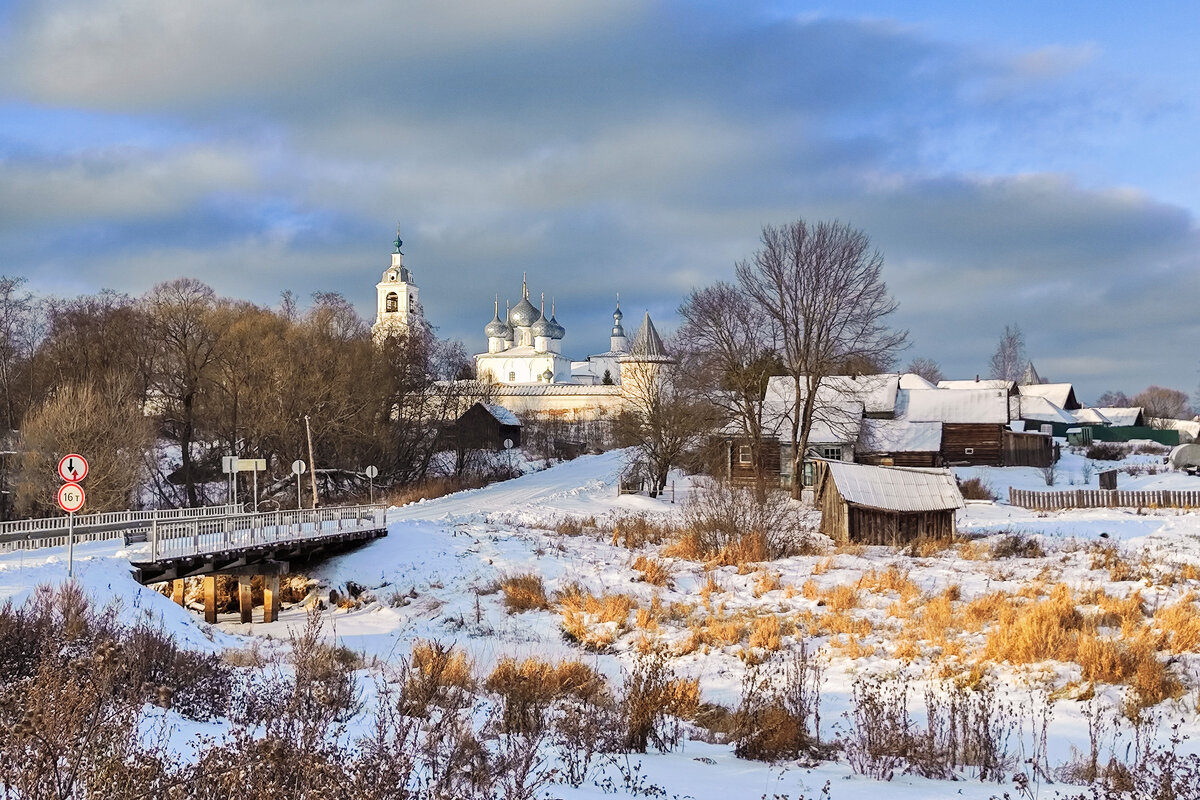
<box><xmin>847</xmin><ymin>506</ymin><xmax>956</xmax><ymax>545</ymax></box>
<box><xmin>728</xmin><ymin>438</ymin><xmax>782</xmax><ymax>484</ymax></box>
<box><xmin>1008</xmin><ymin>487</ymin><xmax>1200</xmax><ymax>510</ymax></box>
<box><xmin>1002</xmin><ymin>431</ymin><xmax>1053</xmax><ymax>468</ymax></box>
<box><xmin>857</xmin><ymin>452</ymin><xmax>940</xmax><ymax>468</ymax></box>
<box><xmin>942</xmin><ymin>424</ymin><xmax>1004</xmax><ymax>465</ymax></box>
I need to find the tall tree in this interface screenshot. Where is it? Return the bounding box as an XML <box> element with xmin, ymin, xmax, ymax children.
<box><xmin>677</xmin><ymin>282</ymin><xmax>779</xmax><ymax>497</ymax></box>
<box><xmin>735</xmin><ymin>220</ymin><xmax>907</xmax><ymax>497</ymax></box>
<box><xmin>1134</xmin><ymin>385</ymin><xmax>1193</xmax><ymax>423</ymax></box>
<box><xmin>0</xmin><ymin>277</ymin><xmax>35</xmax><ymax>430</ymax></box>
<box><xmin>988</xmin><ymin>324</ymin><xmax>1026</xmax><ymax>382</ymax></box>
<box><xmin>145</xmin><ymin>278</ymin><xmax>226</xmax><ymax>507</ymax></box>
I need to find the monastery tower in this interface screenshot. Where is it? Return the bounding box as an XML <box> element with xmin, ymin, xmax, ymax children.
<box><xmin>372</xmin><ymin>229</ymin><xmax>420</xmax><ymax>344</ymax></box>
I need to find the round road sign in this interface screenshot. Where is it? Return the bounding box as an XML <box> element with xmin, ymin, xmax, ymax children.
<box><xmin>364</xmin><ymin>465</ymin><xmax>378</xmax><ymax>479</ymax></box>
<box><xmin>291</xmin><ymin>459</ymin><xmax>307</xmax><ymax>475</ymax></box>
<box><xmin>57</xmin><ymin>482</ymin><xmax>85</xmax><ymax>513</ymax></box>
<box><xmin>57</xmin><ymin>454</ymin><xmax>89</xmax><ymax>483</ymax></box>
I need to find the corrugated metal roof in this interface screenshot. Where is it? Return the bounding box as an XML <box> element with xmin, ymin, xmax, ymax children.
<box><xmin>489</xmin><ymin>384</ymin><xmax>622</xmax><ymax>397</ymax></box>
<box><xmin>858</xmin><ymin>419</ymin><xmax>942</xmax><ymax>452</ymax></box>
<box><xmin>825</xmin><ymin>460</ymin><xmax>964</xmax><ymax>512</ymax></box>
<box><xmin>899</xmin><ymin>388</ymin><xmax>1010</xmax><ymax>424</ymax></box>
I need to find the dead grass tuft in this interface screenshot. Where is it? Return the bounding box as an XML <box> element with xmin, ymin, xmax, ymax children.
<box><xmin>499</xmin><ymin>573</ymin><xmax>550</xmax><ymax>613</ymax></box>
<box><xmin>558</xmin><ymin>588</ymin><xmax>635</xmax><ymax>651</ymax></box>
<box><xmin>632</xmin><ymin>555</ymin><xmax>672</xmax><ymax>587</ymax></box>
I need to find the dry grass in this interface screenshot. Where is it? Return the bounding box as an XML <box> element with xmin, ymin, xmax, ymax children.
<box><xmin>387</xmin><ymin>476</ymin><xmax>485</xmax><ymax>507</ymax></box>
<box><xmin>410</xmin><ymin>640</ymin><xmax>474</xmax><ymax>692</ymax></box>
<box><xmin>485</xmin><ymin>656</ymin><xmax>605</xmax><ymax>703</ymax></box>
<box><xmin>753</xmin><ymin>571</ymin><xmax>781</xmax><ymax>598</ymax></box>
<box><xmin>554</xmin><ymin>515</ymin><xmax>598</xmax><ymax>536</ymax></box>
<box><xmin>499</xmin><ymin>573</ymin><xmax>550</xmax><ymax>613</ymax></box>
<box><xmin>818</xmin><ymin>584</ymin><xmax>858</xmax><ymax>613</ymax></box>
<box><xmin>610</xmin><ymin>514</ymin><xmax>681</xmax><ymax>549</ymax></box>
<box><xmin>1152</xmin><ymin>593</ymin><xmax>1200</xmax><ymax>654</ymax></box>
<box><xmin>632</xmin><ymin>555</ymin><xmax>672</xmax><ymax>587</ymax></box>
<box><xmin>747</xmin><ymin>614</ymin><xmax>785</xmax><ymax>651</ymax></box>
<box><xmin>558</xmin><ymin>587</ymin><xmax>635</xmax><ymax>650</ymax></box>
<box><xmin>857</xmin><ymin>565</ymin><xmax>921</xmax><ymax>602</ymax></box>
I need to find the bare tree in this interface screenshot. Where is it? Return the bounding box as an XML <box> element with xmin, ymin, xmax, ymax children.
<box><xmin>0</xmin><ymin>277</ymin><xmax>35</xmax><ymax>431</ymax></box>
<box><xmin>988</xmin><ymin>324</ymin><xmax>1026</xmax><ymax>383</ymax></box>
<box><xmin>1134</xmin><ymin>385</ymin><xmax>1193</xmax><ymax>423</ymax></box>
<box><xmin>735</xmin><ymin>220</ymin><xmax>907</xmax><ymax>498</ymax></box>
<box><xmin>905</xmin><ymin>356</ymin><xmax>944</xmax><ymax>384</ymax></box>
<box><xmin>1094</xmin><ymin>390</ymin><xmax>1132</xmax><ymax>407</ymax></box>
<box><xmin>615</xmin><ymin>351</ymin><xmax>711</xmax><ymax>497</ymax></box>
<box><xmin>145</xmin><ymin>278</ymin><xmax>226</xmax><ymax>507</ymax></box>
<box><xmin>678</xmin><ymin>282</ymin><xmax>780</xmax><ymax>497</ymax></box>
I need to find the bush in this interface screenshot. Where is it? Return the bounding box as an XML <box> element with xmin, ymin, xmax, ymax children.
<box><xmin>619</xmin><ymin>647</ymin><xmax>699</xmax><ymax>753</ymax></box>
<box><xmin>990</xmin><ymin>533</ymin><xmax>1046</xmax><ymax>559</ymax></box>
<box><xmin>1086</xmin><ymin>442</ymin><xmax>1128</xmax><ymax>461</ymax></box>
<box><xmin>674</xmin><ymin>477</ymin><xmax>819</xmax><ymax>562</ymax></box>
<box><xmin>499</xmin><ymin>573</ymin><xmax>550</xmax><ymax>613</ymax></box>
<box><xmin>732</xmin><ymin>644</ymin><xmax>824</xmax><ymax>762</ymax></box>
<box><xmin>957</xmin><ymin>477</ymin><xmax>997</xmax><ymax>501</ymax></box>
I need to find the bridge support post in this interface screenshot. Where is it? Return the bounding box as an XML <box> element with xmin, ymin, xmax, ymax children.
<box><xmin>264</xmin><ymin>575</ymin><xmax>280</xmax><ymax>623</ymax></box>
<box><xmin>171</xmin><ymin>579</ymin><xmax>185</xmax><ymax>606</ymax></box>
<box><xmin>203</xmin><ymin>576</ymin><xmax>217</xmax><ymax>624</ymax></box>
<box><xmin>238</xmin><ymin>576</ymin><xmax>253</xmax><ymax>624</ymax></box>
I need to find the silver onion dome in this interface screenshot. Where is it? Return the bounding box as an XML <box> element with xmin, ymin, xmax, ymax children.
<box><xmin>547</xmin><ymin>299</ymin><xmax>565</xmax><ymax>339</ymax></box>
<box><xmin>484</xmin><ymin>297</ymin><xmax>511</xmax><ymax>338</ymax></box>
<box><xmin>530</xmin><ymin>316</ymin><xmax>554</xmax><ymax>338</ymax></box>
<box><xmin>611</xmin><ymin>295</ymin><xmax>625</xmax><ymax>337</ymax></box>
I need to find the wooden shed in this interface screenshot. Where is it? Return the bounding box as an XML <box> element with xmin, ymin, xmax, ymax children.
<box><xmin>815</xmin><ymin>460</ymin><xmax>964</xmax><ymax>545</ymax></box>
<box><xmin>726</xmin><ymin>437</ymin><xmax>782</xmax><ymax>485</ymax></box>
<box><xmin>452</xmin><ymin>403</ymin><xmax>522</xmax><ymax>451</ymax></box>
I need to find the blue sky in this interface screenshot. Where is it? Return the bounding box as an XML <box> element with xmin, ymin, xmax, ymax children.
<box><xmin>1</xmin><ymin>0</ymin><xmax>1198</xmax><ymax>402</ymax></box>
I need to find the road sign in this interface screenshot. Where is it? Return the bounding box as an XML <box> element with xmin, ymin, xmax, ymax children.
<box><xmin>223</xmin><ymin>457</ymin><xmax>267</xmax><ymax>474</ymax></box>
<box><xmin>291</xmin><ymin>460</ymin><xmax>307</xmax><ymax>475</ymax></box>
<box><xmin>57</xmin><ymin>454</ymin><xmax>89</xmax><ymax>483</ymax></box>
<box><xmin>57</xmin><ymin>482</ymin><xmax>85</xmax><ymax>513</ymax></box>
<box><xmin>364</xmin><ymin>465</ymin><xmax>378</xmax><ymax>479</ymax></box>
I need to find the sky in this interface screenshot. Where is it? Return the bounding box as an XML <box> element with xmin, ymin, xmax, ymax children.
<box><xmin>1</xmin><ymin>0</ymin><xmax>1198</xmax><ymax>403</ymax></box>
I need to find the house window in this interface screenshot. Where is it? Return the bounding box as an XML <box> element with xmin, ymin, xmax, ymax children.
<box><xmin>820</xmin><ymin>446</ymin><xmax>842</xmax><ymax>461</ymax></box>
<box><xmin>738</xmin><ymin>445</ymin><xmax>753</xmax><ymax>465</ymax></box>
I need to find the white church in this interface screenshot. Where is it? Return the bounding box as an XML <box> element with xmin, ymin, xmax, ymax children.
<box><xmin>369</xmin><ymin>233</ymin><xmax>673</xmax><ymax>420</ymax></box>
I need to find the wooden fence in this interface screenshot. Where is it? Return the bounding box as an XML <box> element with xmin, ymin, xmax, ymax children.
<box><xmin>1008</xmin><ymin>487</ymin><xmax>1200</xmax><ymax>511</ymax></box>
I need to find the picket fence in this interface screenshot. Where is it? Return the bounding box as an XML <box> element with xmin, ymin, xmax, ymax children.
<box><xmin>1008</xmin><ymin>487</ymin><xmax>1200</xmax><ymax>511</ymax></box>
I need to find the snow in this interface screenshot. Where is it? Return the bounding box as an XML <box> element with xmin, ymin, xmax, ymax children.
<box><xmin>3</xmin><ymin>446</ymin><xmax>1200</xmax><ymax>798</ymax></box>
<box><xmin>858</xmin><ymin>418</ymin><xmax>941</xmax><ymax>452</ymax></box>
<box><xmin>900</xmin><ymin>387</ymin><xmax>1010</xmax><ymax>424</ymax></box>
<box><xmin>482</xmin><ymin>402</ymin><xmax>523</xmax><ymax>427</ymax></box>
<box><xmin>825</xmin><ymin>461</ymin><xmax>964</xmax><ymax>512</ymax></box>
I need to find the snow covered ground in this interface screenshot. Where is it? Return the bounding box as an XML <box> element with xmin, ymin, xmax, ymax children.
<box><xmin>2</xmin><ymin>444</ymin><xmax>1199</xmax><ymax>798</ymax></box>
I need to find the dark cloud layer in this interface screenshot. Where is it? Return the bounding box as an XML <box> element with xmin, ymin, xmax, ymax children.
<box><xmin>0</xmin><ymin>0</ymin><xmax>1196</xmax><ymax>402</ymax></box>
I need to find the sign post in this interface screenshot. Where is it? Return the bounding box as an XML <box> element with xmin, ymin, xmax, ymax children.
<box><xmin>364</xmin><ymin>465</ymin><xmax>378</xmax><ymax>503</ymax></box>
<box><xmin>291</xmin><ymin>460</ymin><xmax>307</xmax><ymax>510</ymax></box>
<box><xmin>223</xmin><ymin>456</ymin><xmax>266</xmax><ymax>510</ymax></box>
<box><xmin>57</xmin><ymin>480</ymin><xmax>86</xmax><ymax>578</ymax></box>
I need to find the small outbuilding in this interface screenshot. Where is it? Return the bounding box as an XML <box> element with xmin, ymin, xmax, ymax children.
<box><xmin>814</xmin><ymin>460</ymin><xmax>964</xmax><ymax>545</ymax></box>
<box><xmin>453</xmin><ymin>402</ymin><xmax>523</xmax><ymax>451</ymax></box>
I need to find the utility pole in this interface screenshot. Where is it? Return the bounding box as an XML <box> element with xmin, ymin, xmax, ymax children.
<box><xmin>304</xmin><ymin>414</ymin><xmax>318</xmax><ymax>509</ymax></box>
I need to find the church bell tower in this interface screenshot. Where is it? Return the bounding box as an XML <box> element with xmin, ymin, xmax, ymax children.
<box><xmin>372</xmin><ymin>228</ymin><xmax>421</xmax><ymax>344</ymax></box>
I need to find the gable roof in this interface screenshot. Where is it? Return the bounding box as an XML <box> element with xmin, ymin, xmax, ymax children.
<box><xmin>1094</xmin><ymin>407</ymin><xmax>1145</xmax><ymax>427</ymax></box>
<box><xmin>898</xmin><ymin>388</ymin><xmax>1010</xmax><ymax>424</ymax></box>
<box><xmin>760</xmin><ymin>399</ymin><xmax>863</xmax><ymax>444</ymax></box>
<box><xmin>858</xmin><ymin>419</ymin><xmax>942</xmax><ymax>453</ymax></box>
<box><xmin>898</xmin><ymin>373</ymin><xmax>938</xmax><ymax>390</ymax></box>
<box><xmin>481</xmin><ymin>403</ymin><xmax>522</xmax><ymax>427</ymax></box>
<box><xmin>823</xmin><ymin>460</ymin><xmax>964</xmax><ymax>512</ymax></box>
<box><xmin>1014</xmin><ymin>395</ymin><xmax>1076</xmax><ymax>424</ymax></box>
<box><xmin>938</xmin><ymin>379</ymin><xmax>1017</xmax><ymax>394</ymax></box>
<box><xmin>1071</xmin><ymin>407</ymin><xmax>1112</xmax><ymax>426</ymax></box>
<box><xmin>764</xmin><ymin>374</ymin><xmax>900</xmax><ymax>415</ymax></box>
<box><xmin>1017</xmin><ymin>382</ymin><xmax>1080</xmax><ymax>410</ymax></box>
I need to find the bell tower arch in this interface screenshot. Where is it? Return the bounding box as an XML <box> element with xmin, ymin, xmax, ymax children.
<box><xmin>372</xmin><ymin>227</ymin><xmax>421</xmax><ymax>343</ymax></box>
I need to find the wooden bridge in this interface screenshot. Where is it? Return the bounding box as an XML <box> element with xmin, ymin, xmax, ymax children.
<box><xmin>0</xmin><ymin>504</ymin><xmax>389</xmax><ymax>624</ymax></box>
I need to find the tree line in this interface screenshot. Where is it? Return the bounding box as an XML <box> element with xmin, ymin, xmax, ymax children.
<box><xmin>0</xmin><ymin>276</ymin><xmax>481</xmax><ymax>517</ymax></box>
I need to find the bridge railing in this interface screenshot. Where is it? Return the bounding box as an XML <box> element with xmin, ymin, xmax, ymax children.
<box><xmin>0</xmin><ymin>504</ymin><xmax>248</xmax><ymax>552</ymax></box>
<box><xmin>146</xmin><ymin>505</ymin><xmax>388</xmax><ymax>562</ymax></box>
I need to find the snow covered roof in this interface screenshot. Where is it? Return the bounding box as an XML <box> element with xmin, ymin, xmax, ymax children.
<box><xmin>1071</xmin><ymin>408</ymin><xmax>1112</xmax><ymax>426</ymax></box>
<box><xmin>823</xmin><ymin>460</ymin><xmax>964</xmax><ymax>512</ymax></box>
<box><xmin>897</xmin><ymin>388</ymin><xmax>1010</xmax><ymax>424</ymax></box>
<box><xmin>1017</xmin><ymin>383</ymin><xmax>1079</xmax><ymax>410</ymax></box>
<box><xmin>760</xmin><ymin>400</ymin><xmax>863</xmax><ymax>444</ymax></box>
<box><xmin>898</xmin><ymin>373</ymin><xmax>937</xmax><ymax>390</ymax></box>
<box><xmin>937</xmin><ymin>379</ymin><xmax>1015</xmax><ymax>393</ymax></box>
<box><xmin>488</xmin><ymin>384</ymin><xmax>622</xmax><ymax>397</ymax></box>
<box><xmin>1014</xmin><ymin>395</ymin><xmax>1076</xmax><ymax>424</ymax></box>
<box><xmin>858</xmin><ymin>419</ymin><xmax>942</xmax><ymax>453</ymax></box>
<box><xmin>481</xmin><ymin>404</ymin><xmax>522</xmax><ymax>426</ymax></box>
<box><xmin>1094</xmin><ymin>407</ymin><xmax>1145</xmax><ymax>427</ymax></box>
<box><xmin>764</xmin><ymin>374</ymin><xmax>899</xmax><ymax>415</ymax></box>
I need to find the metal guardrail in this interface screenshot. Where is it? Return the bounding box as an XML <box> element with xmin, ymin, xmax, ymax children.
<box><xmin>0</xmin><ymin>504</ymin><xmax>246</xmax><ymax>539</ymax></box>
<box><xmin>144</xmin><ymin>505</ymin><xmax>388</xmax><ymax>562</ymax></box>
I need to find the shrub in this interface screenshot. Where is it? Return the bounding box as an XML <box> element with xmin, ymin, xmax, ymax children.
<box><xmin>990</xmin><ymin>533</ymin><xmax>1046</xmax><ymax>559</ymax></box>
<box><xmin>732</xmin><ymin>644</ymin><xmax>824</xmax><ymax>762</ymax></box>
<box><xmin>676</xmin><ymin>477</ymin><xmax>819</xmax><ymax>561</ymax></box>
<box><xmin>499</xmin><ymin>573</ymin><xmax>550</xmax><ymax>613</ymax></box>
<box><xmin>619</xmin><ymin>647</ymin><xmax>699</xmax><ymax>753</ymax></box>
<box><xmin>957</xmin><ymin>477</ymin><xmax>997</xmax><ymax>501</ymax></box>
<box><xmin>1086</xmin><ymin>442</ymin><xmax>1128</xmax><ymax>461</ymax></box>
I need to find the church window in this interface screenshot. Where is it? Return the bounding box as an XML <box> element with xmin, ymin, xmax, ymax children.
<box><xmin>509</xmin><ymin>372</ymin><xmax>516</xmax><ymax>382</ymax></box>
<box><xmin>385</xmin><ymin>292</ymin><xmax>399</xmax><ymax>313</ymax></box>
<box><xmin>409</xmin><ymin>294</ymin><xmax>415</xmax><ymax>312</ymax></box>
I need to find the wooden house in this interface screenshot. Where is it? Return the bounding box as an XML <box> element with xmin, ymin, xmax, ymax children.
<box><xmin>901</xmin><ymin>388</ymin><xmax>1010</xmax><ymax>466</ymax></box>
<box><xmin>452</xmin><ymin>403</ymin><xmax>523</xmax><ymax>451</ymax></box>
<box><xmin>815</xmin><ymin>460</ymin><xmax>963</xmax><ymax>545</ymax></box>
<box><xmin>856</xmin><ymin>419</ymin><xmax>942</xmax><ymax>467</ymax></box>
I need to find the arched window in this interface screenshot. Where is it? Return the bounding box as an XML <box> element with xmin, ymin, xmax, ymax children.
<box><xmin>385</xmin><ymin>292</ymin><xmax>399</xmax><ymax>313</ymax></box>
